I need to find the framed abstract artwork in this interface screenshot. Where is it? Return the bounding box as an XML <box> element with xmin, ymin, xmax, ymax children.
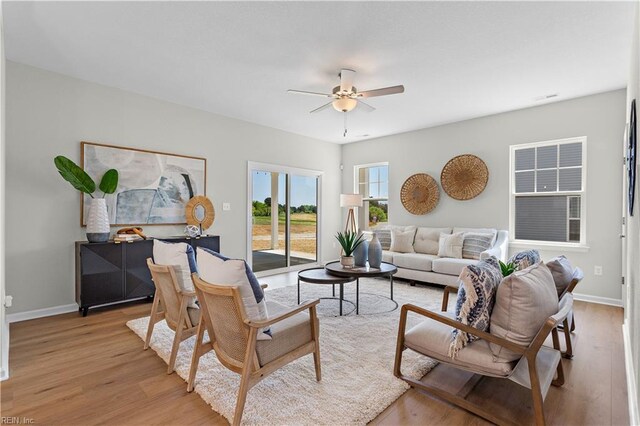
<box><xmin>629</xmin><ymin>99</ymin><xmax>637</xmax><ymax>216</ymax></box>
<box><xmin>81</xmin><ymin>142</ymin><xmax>206</xmax><ymax>226</ymax></box>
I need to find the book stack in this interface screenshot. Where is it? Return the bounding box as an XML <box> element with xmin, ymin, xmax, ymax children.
<box><xmin>114</xmin><ymin>233</ymin><xmax>144</xmax><ymax>243</ymax></box>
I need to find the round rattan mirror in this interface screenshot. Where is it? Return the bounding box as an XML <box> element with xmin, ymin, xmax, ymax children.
<box><xmin>441</xmin><ymin>154</ymin><xmax>489</xmax><ymax>200</ymax></box>
<box><xmin>185</xmin><ymin>196</ymin><xmax>215</xmax><ymax>232</ymax></box>
<box><xmin>400</xmin><ymin>173</ymin><xmax>440</xmax><ymax>215</ymax></box>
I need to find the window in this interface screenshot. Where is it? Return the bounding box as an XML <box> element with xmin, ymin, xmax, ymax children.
<box><xmin>510</xmin><ymin>137</ymin><xmax>586</xmax><ymax>245</ymax></box>
<box><xmin>355</xmin><ymin>163</ymin><xmax>389</xmax><ymax>230</ymax></box>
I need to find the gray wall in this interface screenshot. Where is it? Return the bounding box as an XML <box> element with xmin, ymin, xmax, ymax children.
<box><xmin>624</xmin><ymin>2</ymin><xmax>640</xmax><ymax>419</ymax></box>
<box><xmin>342</xmin><ymin>90</ymin><xmax>626</xmax><ymax>301</ymax></box>
<box><xmin>5</xmin><ymin>61</ymin><xmax>342</xmax><ymax>314</ymax></box>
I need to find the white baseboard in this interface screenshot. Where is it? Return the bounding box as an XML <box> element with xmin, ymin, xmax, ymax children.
<box><xmin>6</xmin><ymin>303</ymin><xmax>78</xmax><ymax>324</ymax></box>
<box><xmin>572</xmin><ymin>293</ymin><xmax>623</xmax><ymax>307</ymax></box>
<box><xmin>623</xmin><ymin>322</ymin><xmax>639</xmax><ymax>426</ymax></box>
<box><xmin>0</xmin><ymin>368</ymin><xmax>7</xmax><ymax>381</ymax></box>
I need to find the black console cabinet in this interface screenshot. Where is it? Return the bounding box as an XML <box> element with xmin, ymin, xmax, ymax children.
<box><xmin>75</xmin><ymin>236</ymin><xmax>220</xmax><ymax>316</ymax></box>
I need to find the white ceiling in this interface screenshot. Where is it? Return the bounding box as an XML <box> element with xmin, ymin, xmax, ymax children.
<box><xmin>3</xmin><ymin>1</ymin><xmax>635</xmax><ymax>144</ymax></box>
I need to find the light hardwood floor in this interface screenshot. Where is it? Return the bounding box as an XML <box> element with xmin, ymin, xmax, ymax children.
<box><xmin>1</xmin><ymin>281</ymin><xmax>629</xmax><ymax>425</ymax></box>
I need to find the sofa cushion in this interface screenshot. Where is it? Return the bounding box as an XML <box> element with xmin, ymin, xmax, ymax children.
<box><xmin>256</xmin><ymin>300</ymin><xmax>314</xmax><ymax>366</ymax></box>
<box><xmin>546</xmin><ymin>255</ymin><xmax>575</xmax><ymax>296</ymax></box>
<box><xmin>381</xmin><ymin>250</ymin><xmax>394</xmax><ymax>263</ymax></box>
<box><xmin>449</xmin><ymin>257</ymin><xmax>502</xmax><ymax>358</ymax></box>
<box><xmin>373</xmin><ymin>229</ymin><xmax>391</xmax><ymax>250</ymax></box>
<box><xmin>390</xmin><ymin>228</ymin><xmax>416</xmax><ymax>253</ymax></box>
<box><xmin>462</xmin><ymin>232</ymin><xmax>494</xmax><ymax>260</ymax></box>
<box><xmin>453</xmin><ymin>228</ymin><xmax>497</xmax><ymax>246</ymax></box>
<box><xmin>153</xmin><ymin>239</ymin><xmax>199</xmax><ymax>308</ymax></box>
<box><xmin>489</xmin><ymin>261</ymin><xmax>559</xmax><ymax>361</ymax></box>
<box><xmin>437</xmin><ymin>232</ymin><xmax>464</xmax><ymax>258</ymax></box>
<box><xmin>508</xmin><ymin>249</ymin><xmax>541</xmax><ymax>271</ymax></box>
<box><xmin>405</xmin><ymin>312</ymin><xmax>515</xmax><ymax>377</ymax></box>
<box><xmin>392</xmin><ymin>253</ymin><xmax>437</xmax><ymax>272</ymax></box>
<box><xmin>413</xmin><ymin>227</ymin><xmax>452</xmax><ymax>255</ymax></box>
<box><xmin>197</xmin><ymin>247</ymin><xmax>271</xmax><ymax>340</ymax></box>
<box><xmin>432</xmin><ymin>258</ymin><xmax>476</xmax><ymax>276</ymax></box>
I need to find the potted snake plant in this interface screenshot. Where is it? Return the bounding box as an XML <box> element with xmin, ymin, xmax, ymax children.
<box><xmin>335</xmin><ymin>231</ymin><xmax>365</xmax><ymax>268</ymax></box>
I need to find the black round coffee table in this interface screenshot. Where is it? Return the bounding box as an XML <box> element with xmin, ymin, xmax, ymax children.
<box><xmin>324</xmin><ymin>261</ymin><xmax>398</xmax><ymax>314</ymax></box>
<box><xmin>297</xmin><ymin>267</ymin><xmax>357</xmax><ymax>316</ymax></box>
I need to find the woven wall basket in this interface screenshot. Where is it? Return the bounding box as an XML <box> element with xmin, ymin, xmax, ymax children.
<box><xmin>441</xmin><ymin>154</ymin><xmax>489</xmax><ymax>201</ymax></box>
<box><xmin>400</xmin><ymin>173</ymin><xmax>440</xmax><ymax>215</ymax></box>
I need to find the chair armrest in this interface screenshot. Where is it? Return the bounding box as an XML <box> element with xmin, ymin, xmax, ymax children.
<box><xmin>260</xmin><ymin>284</ymin><xmax>268</xmax><ymax>290</ymax></box>
<box><xmin>245</xmin><ymin>299</ymin><xmax>320</xmax><ymax>328</ymax></box>
<box><xmin>401</xmin><ymin>303</ymin><xmax>526</xmax><ymax>355</ymax></box>
<box><xmin>179</xmin><ymin>290</ymin><xmax>197</xmax><ymax>298</ymax></box>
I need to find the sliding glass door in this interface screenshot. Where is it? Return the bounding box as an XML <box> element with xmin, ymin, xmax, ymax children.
<box><xmin>248</xmin><ymin>163</ymin><xmax>321</xmax><ymax>274</ymax></box>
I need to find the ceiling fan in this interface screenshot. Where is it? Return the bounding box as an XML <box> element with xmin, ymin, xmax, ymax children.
<box><xmin>288</xmin><ymin>69</ymin><xmax>405</xmax><ymax>136</ymax></box>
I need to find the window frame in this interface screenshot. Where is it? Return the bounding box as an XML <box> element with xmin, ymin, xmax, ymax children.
<box><xmin>509</xmin><ymin>136</ymin><xmax>588</xmax><ymax>250</ymax></box>
<box><xmin>354</xmin><ymin>162</ymin><xmax>389</xmax><ymax>230</ymax></box>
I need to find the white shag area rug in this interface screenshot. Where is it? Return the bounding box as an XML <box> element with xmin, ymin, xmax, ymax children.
<box><xmin>127</xmin><ymin>278</ymin><xmax>444</xmax><ymax>425</ymax></box>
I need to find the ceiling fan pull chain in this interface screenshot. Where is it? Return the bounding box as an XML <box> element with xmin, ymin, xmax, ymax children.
<box><xmin>343</xmin><ymin>112</ymin><xmax>348</xmax><ymax>137</ymax></box>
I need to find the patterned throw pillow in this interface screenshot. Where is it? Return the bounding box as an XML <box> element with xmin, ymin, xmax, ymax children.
<box><xmin>448</xmin><ymin>256</ymin><xmax>503</xmax><ymax>359</ymax></box>
<box><xmin>374</xmin><ymin>229</ymin><xmax>392</xmax><ymax>250</ymax></box>
<box><xmin>462</xmin><ymin>233</ymin><xmax>494</xmax><ymax>260</ymax></box>
<box><xmin>437</xmin><ymin>232</ymin><xmax>464</xmax><ymax>258</ymax></box>
<box><xmin>508</xmin><ymin>249</ymin><xmax>541</xmax><ymax>271</ymax></box>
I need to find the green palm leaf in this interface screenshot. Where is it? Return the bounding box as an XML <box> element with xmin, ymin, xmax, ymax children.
<box><xmin>54</xmin><ymin>156</ymin><xmax>96</xmax><ymax>196</ymax></box>
<box><xmin>99</xmin><ymin>169</ymin><xmax>119</xmax><ymax>195</ymax></box>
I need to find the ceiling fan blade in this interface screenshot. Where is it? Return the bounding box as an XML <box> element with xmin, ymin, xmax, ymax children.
<box><xmin>287</xmin><ymin>89</ymin><xmax>333</xmax><ymax>97</ymax></box>
<box><xmin>310</xmin><ymin>101</ymin><xmax>333</xmax><ymax>113</ymax></box>
<box><xmin>357</xmin><ymin>85</ymin><xmax>405</xmax><ymax>98</ymax></box>
<box><xmin>339</xmin><ymin>69</ymin><xmax>356</xmax><ymax>93</ymax></box>
<box><xmin>357</xmin><ymin>100</ymin><xmax>376</xmax><ymax>112</ymax></box>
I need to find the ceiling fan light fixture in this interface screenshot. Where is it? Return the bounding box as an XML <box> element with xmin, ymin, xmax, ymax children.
<box><xmin>332</xmin><ymin>97</ymin><xmax>357</xmax><ymax>112</ymax></box>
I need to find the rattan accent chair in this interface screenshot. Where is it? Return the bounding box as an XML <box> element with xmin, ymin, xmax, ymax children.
<box><xmin>394</xmin><ymin>294</ymin><xmax>573</xmax><ymax>426</ymax></box>
<box><xmin>144</xmin><ymin>258</ymin><xmax>200</xmax><ymax>374</ymax></box>
<box><xmin>187</xmin><ymin>273</ymin><xmax>321</xmax><ymax>426</ymax></box>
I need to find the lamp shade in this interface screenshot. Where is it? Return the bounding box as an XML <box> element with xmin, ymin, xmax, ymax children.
<box><xmin>332</xmin><ymin>98</ymin><xmax>357</xmax><ymax>112</ymax></box>
<box><xmin>340</xmin><ymin>193</ymin><xmax>363</xmax><ymax>208</ymax></box>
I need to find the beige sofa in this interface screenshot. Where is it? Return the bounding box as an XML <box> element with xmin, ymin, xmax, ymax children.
<box><xmin>372</xmin><ymin>226</ymin><xmax>509</xmax><ymax>287</ymax></box>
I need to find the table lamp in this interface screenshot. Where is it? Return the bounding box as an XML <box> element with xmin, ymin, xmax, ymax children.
<box><xmin>340</xmin><ymin>193</ymin><xmax>363</xmax><ymax>234</ymax></box>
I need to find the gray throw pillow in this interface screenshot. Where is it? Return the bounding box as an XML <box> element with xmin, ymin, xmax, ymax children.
<box><xmin>462</xmin><ymin>232</ymin><xmax>494</xmax><ymax>260</ymax></box>
<box><xmin>374</xmin><ymin>229</ymin><xmax>391</xmax><ymax>250</ymax></box>
<box><xmin>546</xmin><ymin>255</ymin><xmax>574</xmax><ymax>296</ymax></box>
<box><xmin>448</xmin><ymin>256</ymin><xmax>503</xmax><ymax>359</ymax></box>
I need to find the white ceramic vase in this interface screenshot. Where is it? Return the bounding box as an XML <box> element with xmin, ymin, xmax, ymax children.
<box><xmin>86</xmin><ymin>198</ymin><xmax>110</xmax><ymax>242</ymax></box>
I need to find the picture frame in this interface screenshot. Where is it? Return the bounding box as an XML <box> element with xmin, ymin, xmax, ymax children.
<box><xmin>81</xmin><ymin>142</ymin><xmax>207</xmax><ymax>226</ymax></box>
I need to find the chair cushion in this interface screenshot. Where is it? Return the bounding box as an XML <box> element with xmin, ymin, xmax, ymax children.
<box><xmin>508</xmin><ymin>249</ymin><xmax>541</xmax><ymax>271</ymax></box>
<box><xmin>256</xmin><ymin>300</ymin><xmax>314</xmax><ymax>366</ymax></box>
<box><xmin>449</xmin><ymin>257</ymin><xmax>502</xmax><ymax>358</ymax></box>
<box><xmin>438</xmin><ymin>232</ymin><xmax>464</xmax><ymax>258</ymax></box>
<box><xmin>404</xmin><ymin>312</ymin><xmax>516</xmax><ymax>377</ymax></box>
<box><xmin>453</xmin><ymin>228</ymin><xmax>497</xmax><ymax>246</ymax></box>
<box><xmin>490</xmin><ymin>261</ymin><xmax>559</xmax><ymax>361</ymax></box>
<box><xmin>462</xmin><ymin>233</ymin><xmax>494</xmax><ymax>260</ymax></box>
<box><xmin>373</xmin><ymin>229</ymin><xmax>392</xmax><ymax>250</ymax></box>
<box><xmin>392</xmin><ymin>253</ymin><xmax>437</xmax><ymax>272</ymax></box>
<box><xmin>390</xmin><ymin>228</ymin><xmax>416</xmax><ymax>253</ymax></box>
<box><xmin>381</xmin><ymin>250</ymin><xmax>394</xmax><ymax>263</ymax></box>
<box><xmin>414</xmin><ymin>227</ymin><xmax>452</xmax><ymax>255</ymax></box>
<box><xmin>197</xmin><ymin>247</ymin><xmax>271</xmax><ymax>340</ymax></box>
<box><xmin>432</xmin><ymin>258</ymin><xmax>475</xmax><ymax>276</ymax></box>
<box><xmin>153</xmin><ymin>239</ymin><xmax>198</xmax><ymax>308</ymax></box>
<box><xmin>546</xmin><ymin>255</ymin><xmax>575</xmax><ymax>296</ymax></box>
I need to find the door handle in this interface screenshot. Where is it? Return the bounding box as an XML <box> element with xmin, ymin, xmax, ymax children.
<box><xmin>620</xmin><ymin>234</ymin><xmax>626</xmax><ymax>238</ymax></box>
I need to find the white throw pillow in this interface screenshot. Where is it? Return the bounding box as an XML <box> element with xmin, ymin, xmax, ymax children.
<box><xmin>153</xmin><ymin>240</ymin><xmax>198</xmax><ymax>308</ymax></box>
<box><xmin>390</xmin><ymin>228</ymin><xmax>416</xmax><ymax>253</ymax></box>
<box><xmin>196</xmin><ymin>247</ymin><xmax>271</xmax><ymax>340</ymax></box>
<box><xmin>437</xmin><ymin>232</ymin><xmax>464</xmax><ymax>259</ymax></box>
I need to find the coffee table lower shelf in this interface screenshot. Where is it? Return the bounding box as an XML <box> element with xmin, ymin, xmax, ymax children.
<box><xmin>297</xmin><ymin>267</ymin><xmax>356</xmax><ymax>316</ymax></box>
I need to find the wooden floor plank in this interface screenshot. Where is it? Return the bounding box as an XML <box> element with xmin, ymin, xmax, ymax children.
<box><xmin>0</xmin><ymin>294</ymin><xmax>629</xmax><ymax>425</ymax></box>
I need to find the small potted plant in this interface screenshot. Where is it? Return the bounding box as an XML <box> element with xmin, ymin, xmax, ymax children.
<box><xmin>499</xmin><ymin>260</ymin><xmax>517</xmax><ymax>277</ymax></box>
<box><xmin>335</xmin><ymin>231</ymin><xmax>365</xmax><ymax>268</ymax></box>
<box><xmin>54</xmin><ymin>155</ymin><xmax>118</xmax><ymax>243</ymax></box>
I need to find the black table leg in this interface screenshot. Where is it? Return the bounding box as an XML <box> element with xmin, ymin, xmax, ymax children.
<box><xmin>333</xmin><ymin>284</ymin><xmax>335</xmax><ymax>297</ymax></box>
<box><xmin>297</xmin><ymin>278</ymin><xmax>300</xmax><ymax>305</ymax></box>
<box><xmin>356</xmin><ymin>278</ymin><xmax>360</xmax><ymax>315</ymax></box>
<box><xmin>390</xmin><ymin>275</ymin><xmax>394</xmax><ymax>300</ymax></box>
<box><xmin>339</xmin><ymin>284</ymin><xmax>344</xmax><ymax>316</ymax></box>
